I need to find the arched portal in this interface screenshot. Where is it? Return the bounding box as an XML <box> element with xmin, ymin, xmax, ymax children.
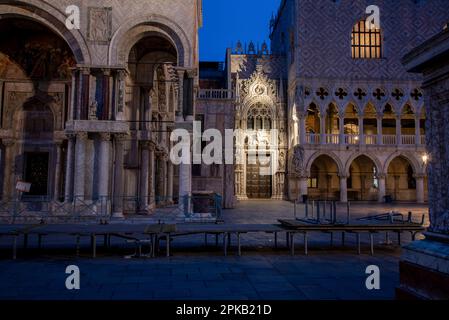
<box><xmin>307</xmin><ymin>155</ymin><xmax>340</xmax><ymax>200</ymax></box>
<box><xmin>347</xmin><ymin>155</ymin><xmax>379</xmax><ymax>201</ymax></box>
<box><xmin>0</xmin><ymin>17</ymin><xmax>75</xmax><ymax>199</ymax></box>
<box><xmin>387</xmin><ymin>156</ymin><xmax>419</xmax><ymax>202</ymax></box>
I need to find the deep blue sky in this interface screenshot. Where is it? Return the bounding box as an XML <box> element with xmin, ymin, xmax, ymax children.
<box><xmin>199</xmin><ymin>0</ymin><xmax>281</xmax><ymax>61</ymax></box>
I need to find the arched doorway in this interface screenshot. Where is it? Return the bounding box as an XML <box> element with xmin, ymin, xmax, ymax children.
<box><xmin>245</xmin><ymin>104</ymin><xmax>273</xmax><ymax>199</ymax></box>
<box><xmin>0</xmin><ymin>17</ymin><xmax>76</xmax><ymax>199</ymax></box>
<box><xmin>308</xmin><ymin>155</ymin><xmax>340</xmax><ymax>200</ymax></box>
<box><xmin>387</xmin><ymin>156</ymin><xmax>417</xmax><ymax>202</ymax></box>
<box><xmin>347</xmin><ymin>155</ymin><xmax>379</xmax><ymax>201</ymax></box>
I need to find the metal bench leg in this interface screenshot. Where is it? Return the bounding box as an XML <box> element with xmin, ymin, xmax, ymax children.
<box><xmin>38</xmin><ymin>234</ymin><xmax>43</xmax><ymax>250</ymax></box>
<box><xmin>223</xmin><ymin>233</ymin><xmax>228</xmax><ymax>257</ymax></box>
<box><xmin>274</xmin><ymin>232</ymin><xmax>278</xmax><ymax>249</ymax></box>
<box><xmin>304</xmin><ymin>233</ymin><xmax>308</xmax><ymax>256</ymax></box>
<box><xmin>290</xmin><ymin>233</ymin><xmax>295</xmax><ymax>256</ymax></box>
<box><xmin>237</xmin><ymin>233</ymin><xmax>241</xmax><ymax>257</ymax></box>
<box><xmin>13</xmin><ymin>235</ymin><xmax>17</xmax><ymax>260</ymax></box>
<box><xmin>204</xmin><ymin>233</ymin><xmax>208</xmax><ymax>247</ymax></box>
<box><xmin>356</xmin><ymin>233</ymin><xmax>361</xmax><ymax>255</ymax></box>
<box><xmin>92</xmin><ymin>234</ymin><xmax>97</xmax><ymax>258</ymax></box>
<box><xmin>397</xmin><ymin>232</ymin><xmax>402</xmax><ymax>245</ymax></box>
<box><xmin>330</xmin><ymin>232</ymin><xmax>334</xmax><ymax>247</ymax></box>
<box><xmin>23</xmin><ymin>234</ymin><xmax>28</xmax><ymax>250</ymax></box>
<box><xmin>76</xmin><ymin>235</ymin><xmax>80</xmax><ymax>256</ymax></box>
<box><xmin>286</xmin><ymin>232</ymin><xmax>290</xmax><ymax>249</ymax></box>
<box><xmin>342</xmin><ymin>232</ymin><xmax>345</xmax><ymax>247</ymax></box>
<box><xmin>370</xmin><ymin>233</ymin><xmax>374</xmax><ymax>256</ymax></box>
<box><xmin>166</xmin><ymin>233</ymin><xmax>170</xmax><ymax>258</ymax></box>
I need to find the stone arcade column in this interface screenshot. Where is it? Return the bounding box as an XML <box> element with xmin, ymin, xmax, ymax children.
<box><xmin>299</xmin><ymin>114</ymin><xmax>306</xmax><ymax>145</ymax></box>
<box><xmin>73</xmin><ymin>133</ymin><xmax>88</xmax><ymax>200</ymax></box>
<box><xmin>399</xmin><ymin>28</ymin><xmax>449</xmax><ymax>299</ymax></box>
<box><xmin>139</xmin><ymin>141</ymin><xmax>151</xmax><ymax>214</ymax></box>
<box><xmin>339</xmin><ymin>175</ymin><xmax>348</xmax><ymax>203</ymax></box>
<box><xmin>415</xmin><ymin>174</ymin><xmax>425</xmax><ymax>204</ymax></box>
<box><xmin>376</xmin><ymin>114</ymin><xmax>383</xmax><ymax>145</ymax></box>
<box><xmin>64</xmin><ymin>135</ymin><xmax>75</xmax><ymax>202</ymax></box>
<box><xmin>339</xmin><ymin>117</ymin><xmax>345</xmax><ymax>145</ymax></box>
<box><xmin>395</xmin><ymin>114</ymin><xmax>402</xmax><ymax>145</ymax></box>
<box><xmin>377</xmin><ymin>174</ymin><xmax>386</xmax><ymax>203</ymax></box>
<box><xmin>53</xmin><ymin>142</ymin><xmax>63</xmax><ymax>201</ymax></box>
<box><xmin>167</xmin><ymin>161</ymin><xmax>174</xmax><ymax>204</ymax></box>
<box><xmin>297</xmin><ymin>176</ymin><xmax>308</xmax><ymax>201</ymax></box>
<box><xmin>98</xmin><ymin>133</ymin><xmax>111</xmax><ymax>198</ymax></box>
<box><xmin>2</xmin><ymin>139</ymin><xmax>15</xmax><ymax>199</ymax></box>
<box><xmin>149</xmin><ymin>146</ymin><xmax>156</xmax><ymax>209</ymax></box>
<box><xmin>112</xmin><ymin>134</ymin><xmax>126</xmax><ymax>218</ymax></box>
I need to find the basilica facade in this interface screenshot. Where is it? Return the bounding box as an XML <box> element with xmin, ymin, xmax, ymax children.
<box><xmin>1</xmin><ymin>0</ymin><xmax>449</xmax><ymax>219</ymax></box>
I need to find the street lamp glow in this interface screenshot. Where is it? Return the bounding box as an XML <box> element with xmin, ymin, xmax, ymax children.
<box><xmin>422</xmin><ymin>154</ymin><xmax>429</xmax><ymax>164</ymax></box>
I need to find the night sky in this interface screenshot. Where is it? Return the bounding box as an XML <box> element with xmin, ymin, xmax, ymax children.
<box><xmin>199</xmin><ymin>0</ymin><xmax>281</xmax><ymax>61</ymax></box>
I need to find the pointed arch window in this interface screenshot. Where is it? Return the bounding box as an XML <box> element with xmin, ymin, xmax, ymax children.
<box><xmin>351</xmin><ymin>20</ymin><xmax>382</xmax><ymax>59</ymax></box>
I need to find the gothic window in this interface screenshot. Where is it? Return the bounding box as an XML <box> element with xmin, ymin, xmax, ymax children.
<box><xmin>351</xmin><ymin>20</ymin><xmax>382</xmax><ymax>59</ymax></box>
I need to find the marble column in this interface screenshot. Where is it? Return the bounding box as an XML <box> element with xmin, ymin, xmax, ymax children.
<box><xmin>149</xmin><ymin>146</ymin><xmax>156</xmax><ymax>209</ymax></box>
<box><xmin>297</xmin><ymin>176</ymin><xmax>308</xmax><ymax>200</ymax></box>
<box><xmin>176</xmin><ymin>70</ymin><xmax>185</xmax><ymax>122</ymax></box>
<box><xmin>53</xmin><ymin>142</ymin><xmax>63</xmax><ymax>201</ymax></box>
<box><xmin>358</xmin><ymin>116</ymin><xmax>365</xmax><ymax>145</ymax></box>
<box><xmin>2</xmin><ymin>139</ymin><xmax>15</xmax><ymax>199</ymax></box>
<box><xmin>339</xmin><ymin>117</ymin><xmax>345</xmax><ymax>145</ymax></box>
<box><xmin>167</xmin><ymin>161</ymin><xmax>174</xmax><ymax>204</ymax></box>
<box><xmin>339</xmin><ymin>175</ymin><xmax>348</xmax><ymax>203</ymax></box>
<box><xmin>64</xmin><ymin>135</ymin><xmax>75</xmax><ymax>202</ymax></box>
<box><xmin>139</xmin><ymin>141</ymin><xmax>151</xmax><ymax>213</ymax></box>
<box><xmin>299</xmin><ymin>115</ymin><xmax>306</xmax><ymax>145</ymax></box>
<box><xmin>73</xmin><ymin>133</ymin><xmax>88</xmax><ymax>200</ymax></box>
<box><xmin>376</xmin><ymin>114</ymin><xmax>383</xmax><ymax>145</ymax></box>
<box><xmin>377</xmin><ymin>174</ymin><xmax>386</xmax><ymax>203</ymax></box>
<box><xmin>112</xmin><ymin>134</ymin><xmax>126</xmax><ymax>217</ymax></box>
<box><xmin>320</xmin><ymin>116</ymin><xmax>326</xmax><ymax>144</ymax></box>
<box><xmin>415</xmin><ymin>174</ymin><xmax>425</xmax><ymax>204</ymax></box>
<box><xmin>98</xmin><ymin>133</ymin><xmax>111</xmax><ymax>198</ymax></box>
<box><xmin>161</xmin><ymin>156</ymin><xmax>168</xmax><ymax>203</ymax></box>
<box><xmin>178</xmin><ymin>160</ymin><xmax>192</xmax><ymax>215</ymax></box>
<box><xmin>415</xmin><ymin>115</ymin><xmax>421</xmax><ymax>146</ymax></box>
<box><xmin>396</xmin><ymin>115</ymin><xmax>402</xmax><ymax>145</ymax></box>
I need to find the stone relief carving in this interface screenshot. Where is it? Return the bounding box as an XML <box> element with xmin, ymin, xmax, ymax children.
<box><xmin>88</xmin><ymin>7</ymin><xmax>112</xmax><ymax>43</ymax></box>
<box><xmin>293</xmin><ymin>145</ymin><xmax>306</xmax><ymax>177</ymax></box>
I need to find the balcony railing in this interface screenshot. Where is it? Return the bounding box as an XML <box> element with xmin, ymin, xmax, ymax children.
<box><xmin>198</xmin><ymin>89</ymin><xmax>234</xmax><ymax>100</ymax></box>
<box><xmin>305</xmin><ymin>133</ymin><xmax>425</xmax><ymax>146</ymax></box>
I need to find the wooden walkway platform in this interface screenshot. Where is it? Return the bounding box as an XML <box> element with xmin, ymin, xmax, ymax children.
<box><xmin>0</xmin><ymin>219</ymin><xmax>426</xmax><ymax>259</ymax></box>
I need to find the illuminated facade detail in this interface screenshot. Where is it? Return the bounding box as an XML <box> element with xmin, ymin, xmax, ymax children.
<box><xmin>351</xmin><ymin>20</ymin><xmax>382</xmax><ymax>59</ymax></box>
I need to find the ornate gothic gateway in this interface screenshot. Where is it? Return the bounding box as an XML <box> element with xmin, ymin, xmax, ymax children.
<box><xmin>234</xmin><ymin>63</ymin><xmax>287</xmax><ymax>200</ymax></box>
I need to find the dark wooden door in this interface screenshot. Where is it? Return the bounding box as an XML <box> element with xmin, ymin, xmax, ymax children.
<box><xmin>246</xmin><ymin>158</ymin><xmax>272</xmax><ymax>199</ymax></box>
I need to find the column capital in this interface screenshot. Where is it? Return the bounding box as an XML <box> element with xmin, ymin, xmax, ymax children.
<box><xmin>65</xmin><ymin>133</ymin><xmax>77</xmax><ymax>140</ymax></box>
<box><xmin>54</xmin><ymin>140</ymin><xmax>64</xmax><ymax>147</ymax></box>
<box><xmin>76</xmin><ymin>132</ymin><xmax>88</xmax><ymax>141</ymax></box>
<box><xmin>413</xmin><ymin>173</ymin><xmax>426</xmax><ymax>180</ymax></box>
<box><xmin>1</xmin><ymin>139</ymin><xmax>15</xmax><ymax>147</ymax></box>
<box><xmin>377</xmin><ymin>173</ymin><xmax>387</xmax><ymax>179</ymax></box>
<box><xmin>338</xmin><ymin>174</ymin><xmax>349</xmax><ymax>180</ymax></box>
<box><xmin>114</xmin><ymin>133</ymin><xmax>129</xmax><ymax>141</ymax></box>
<box><xmin>99</xmin><ymin>133</ymin><xmax>111</xmax><ymax>141</ymax></box>
<box><xmin>141</xmin><ymin>140</ymin><xmax>155</xmax><ymax>150</ymax></box>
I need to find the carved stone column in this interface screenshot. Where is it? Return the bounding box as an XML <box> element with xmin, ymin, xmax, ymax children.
<box><xmin>149</xmin><ymin>146</ymin><xmax>156</xmax><ymax>209</ymax></box>
<box><xmin>139</xmin><ymin>141</ymin><xmax>151</xmax><ymax>214</ymax></box>
<box><xmin>115</xmin><ymin>69</ymin><xmax>127</xmax><ymax>121</ymax></box>
<box><xmin>414</xmin><ymin>174</ymin><xmax>425</xmax><ymax>204</ymax></box>
<box><xmin>64</xmin><ymin>135</ymin><xmax>75</xmax><ymax>202</ymax></box>
<box><xmin>98</xmin><ymin>133</ymin><xmax>111</xmax><ymax>198</ymax></box>
<box><xmin>376</xmin><ymin>114</ymin><xmax>383</xmax><ymax>145</ymax></box>
<box><xmin>298</xmin><ymin>114</ymin><xmax>306</xmax><ymax>145</ymax></box>
<box><xmin>73</xmin><ymin>133</ymin><xmax>88</xmax><ymax>200</ymax></box>
<box><xmin>176</xmin><ymin>70</ymin><xmax>184</xmax><ymax>122</ymax></box>
<box><xmin>377</xmin><ymin>174</ymin><xmax>386</xmax><ymax>203</ymax></box>
<box><xmin>112</xmin><ymin>134</ymin><xmax>127</xmax><ymax>217</ymax></box>
<box><xmin>339</xmin><ymin>116</ymin><xmax>345</xmax><ymax>145</ymax></box>
<box><xmin>2</xmin><ymin>139</ymin><xmax>15</xmax><ymax>199</ymax></box>
<box><xmin>167</xmin><ymin>160</ymin><xmax>174</xmax><ymax>204</ymax></box>
<box><xmin>395</xmin><ymin>114</ymin><xmax>402</xmax><ymax>145</ymax></box>
<box><xmin>53</xmin><ymin>141</ymin><xmax>63</xmax><ymax>201</ymax></box>
<box><xmin>339</xmin><ymin>175</ymin><xmax>348</xmax><ymax>203</ymax></box>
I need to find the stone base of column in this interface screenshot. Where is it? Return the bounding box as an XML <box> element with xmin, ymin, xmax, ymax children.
<box><xmin>397</xmin><ymin>232</ymin><xmax>449</xmax><ymax>300</ymax></box>
<box><xmin>112</xmin><ymin>211</ymin><xmax>124</xmax><ymax>218</ymax></box>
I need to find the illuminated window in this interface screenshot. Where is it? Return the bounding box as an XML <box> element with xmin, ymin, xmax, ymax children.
<box><xmin>351</xmin><ymin>20</ymin><xmax>382</xmax><ymax>59</ymax></box>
